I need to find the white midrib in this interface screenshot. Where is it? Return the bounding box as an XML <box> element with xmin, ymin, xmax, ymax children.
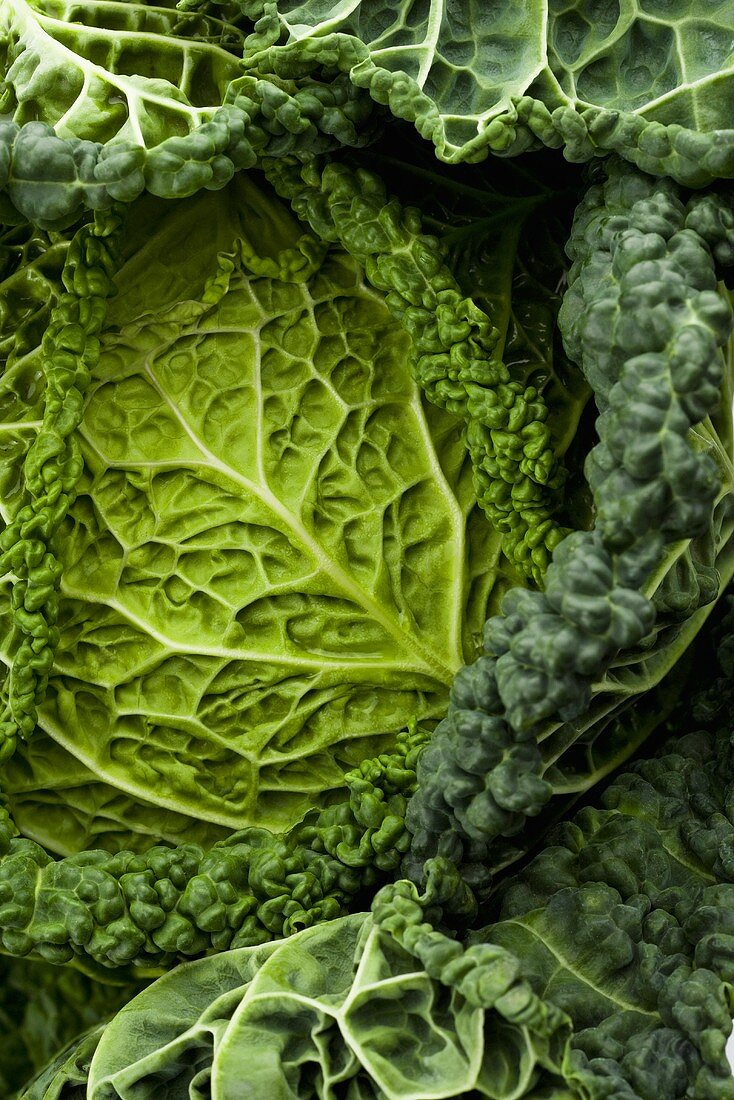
<box><xmin>140</xmin><ymin>357</ymin><xmax>460</xmax><ymax>686</ymax></box>
<box><xmin>0</xmin><ymin>420</ymin><xmax>42</xmax><ymax>432</ymax></box>
<box><xmin>11</xmin><ymin>0</ymin><xmax>219</xmax><ymax>140</ymax></box>
<box><xmin>54</xmin><ymin>584</ymin><xmax>445</xmax><ymax>675</ymax></box>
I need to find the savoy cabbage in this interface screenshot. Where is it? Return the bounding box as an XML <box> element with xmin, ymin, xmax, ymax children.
<box><xmin>0</xmin><ymin>173</ymin><xmax>508</xmax><ymax>848</ymax></box>
<box><xmin>1</xmin><ymin>0</ymin><xmax>734</xmax><ymax>1097</ymax></box>
<box><xmin>22</xmin><ymin>602</ymin><xmax>734</xmax><ymax>1098</ymax></box>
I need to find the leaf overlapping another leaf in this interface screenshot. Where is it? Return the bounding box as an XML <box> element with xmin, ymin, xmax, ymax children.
<box><xmin>404</xmin><ymin>159</ymin><xmax>734</xmax><ymax>886</ymax></box>
<box><xmin>0</xmin><ymin>174</ymin><xmax>506</xmax><ymax>852</ymax></box>
<box><xmin>35</xmin><ymin>622</ymin><xmax>734</xmax><ymax>1099</ymax></box>
<box><xmin>238</xmin><ymin>0</ymin><xmax>734</xmax><ymax>182</ymax></box>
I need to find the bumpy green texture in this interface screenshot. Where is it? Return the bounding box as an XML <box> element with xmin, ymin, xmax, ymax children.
<box><xmin>0</xmin><ymin>0</ymin><xmax>375</xmax><ymax>227</ymax></box>
<box><xmin>82</xmin><ymin>907</ymin><xmax>571</xmax><ymax>1098</ymax></box>
<box><xmin>1</xmin><ymin>158</ymin><xmax>732</xmax><ymax>970</ymax></box>
<box><xmin>31</xmin><ymin>615</ymin><xmax>734</xmax><ymax>1098</ymax></box>
<box><xmin>241</xmin><ymin>0</ymin><xmax>734</xmax><ymax>183</ymax></box>
<box><xmin>265</xmin><ymin>154</ymin><xmax>571</xmax><ymax>583</ymax></box>
<box><xmin>476</xmin><ymin>694</ymin><xmax>734</xmax><ymax>1095</ymax></box>
<box><xmin>404</xmin><ymin>159</ymin><xmax>734</xmax><ymax>886</ymax></box>
<box><xmin>0</xmin><ymin>174</ymin><xmax>509</xmax><ymax>851</ymax></box>
<box><xmin>0</xmin><ymin>210</ymin><xmax>122</xmax><ymax>761</ymax></box>
<box><xmin>0</xmin><ymin>725</ymin><xmax>427</xmax><ymax>969</ymax></box>
<box><xmin>0</xmin><ymin>0</ymin><xmax>246</xmax><ymax>143</ymax></box>
<box><xmin>4</xmin><ymin>0</ymin><xmax>734</xmax><ymax>231</ymax></box>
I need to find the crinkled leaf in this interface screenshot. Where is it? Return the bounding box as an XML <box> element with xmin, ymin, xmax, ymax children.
<box><xmin>86</xmin><ymin>915</ymin><xmax>568</xmax><ymax>1099</ymax></box>
<box><xmin>0</xmin><ymin>174</ymin><xmax>510</xmax><ymax>849</ymax></box>
<box><xmin>260</xmin><ymin>0</ymin><xmax>734</xmax><ymax>141</ymax></box>
<box><xmin>0</xmin><ymin>0</ymin><xmax>246</xmax><ymax>145</ymax></box>
<box><xmin>242</xmin><ymin>0</ymin><xmax>734</xmax><ymax>178</ymax></box>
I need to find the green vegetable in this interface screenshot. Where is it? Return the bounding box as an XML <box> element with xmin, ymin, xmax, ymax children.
<box><xmin>0</xmin><ymin>152</ymin><xmax>733</xmax><ymax>973</ymax></box>
<box><xmin>27</xmin><ymin>599</ymin><xmax>734</xmax><ymax>1099</ymax></box>
<box><xmin>5</xmin><ymin>5</ymin><xmax>734</xmax><ymax>1095</ymax></box>
<box><xmin>0</xmin><ymin>0</ymin><xmax>375</xmax><ymax>226</ymax></box>
<box><xmin>241</xmin><ymin>0</ymin><xmax>734</xmax><ymax>182</ymax></box>
<box><xmin>263</xmin><ymin>153</ymin><xmax>571</xmax><ymax>583</ymax></box>
<box><xmin>0</xmin><ymin>207</ymin><xmax>122</xmax><ymax>757</ymax></box>
<box><xmin>83</xmin><ymin>913</ymin><xmax>572</xmax><ymax>1099</ymax></box>
<box><xmin>404</xmin><ymin>158</ymin><xmax>734</xmax><ymax>888</ymax></box>
<box><xmin>0</xmin><ymin>172</ymin><xmax>508</xmax><ymax>850</ymax></box>
<box><xmin>0</xmin><ymin>725</ymin><xmax>431</xmax><ymax>968</ymax></box>
<box><xmin>4</xmin><ymin>0</ymin><xmax>734</xmax><ymax>231</ymax></box>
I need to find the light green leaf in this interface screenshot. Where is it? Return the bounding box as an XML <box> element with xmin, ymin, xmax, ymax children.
<box><xmin>0</xmin><ymin>0</ymin><xmax>245</xmax><ymax>146</ymax></box>
<box><xmin>0</xmin><ymin>173</ymin><xmax>508</xmax><ymax>848</ymax></box>
<box><xmin>86</xmin><ymin>915</ymin><xmax>565</xmax><ymax>1099</ymax></box>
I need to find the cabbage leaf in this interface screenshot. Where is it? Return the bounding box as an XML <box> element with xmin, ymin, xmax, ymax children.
<box><xmin>241</xmin><ymin>0</ymin><xmax>734</xmax><ymax>181</ymax></box>
<box><xmin>0</xmin><ymin>0</ymin><xmax>245</xmax><ymax>145</ymax></box>
<box><xmin>0</xmin><ymin>173</ymin><xmax>508</xmax><ymax>848</ymax></box>
<box><xmin>68</xmin><ymin>605</ymin><xmax>734</xmax><ymax>1099</ymax></box>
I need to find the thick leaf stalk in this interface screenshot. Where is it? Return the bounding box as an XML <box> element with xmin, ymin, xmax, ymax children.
<box><xmin>0</xmin><ymin>211</ymin><xmax>123</xmax><ymax>760</ymax></box>
<box><xmin>403</xmin><ymin>161</ymin><xmax>734</xmax><ymax>887</ymax></box>
<box><xmin>264</xmin><ymin>155</ymin><xmax>568</xmax><ymax>583</ymax></box>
